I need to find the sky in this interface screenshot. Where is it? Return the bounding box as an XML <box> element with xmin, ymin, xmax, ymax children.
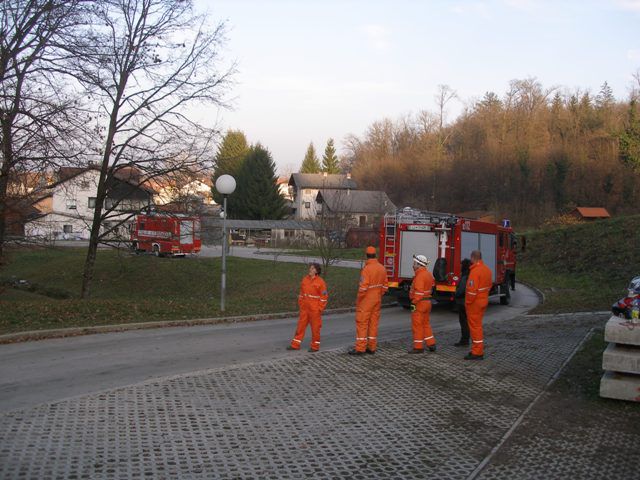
<box><xmin>194</xmin><ymin>0</ymin><xmax>640</xmax><ymax>175</ymax></box>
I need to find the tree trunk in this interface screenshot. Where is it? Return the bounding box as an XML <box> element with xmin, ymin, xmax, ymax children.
<box><xmin>0</xmin><ymin>120</ymin><xmax>15</xmax><ymax>262</ymax></box>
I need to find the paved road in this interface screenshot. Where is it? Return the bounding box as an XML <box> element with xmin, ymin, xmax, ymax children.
<box><xmin>0</xmin><ymin>284</ymin><xmax>538</xmax><ymax>413</ymax></box>
<box><xmin>199</xmin><ymin>244</ymin><xmax>365</xmax><ymax>268</ymax></box>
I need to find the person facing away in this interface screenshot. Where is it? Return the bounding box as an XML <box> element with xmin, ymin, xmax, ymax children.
<box><xmin>348</xmin><ymin>246</ymin><xmax>389</xmax><ymax>356</ymax></box>
<box><xmin>454</xmin><ymin>258</ymin><xmax>472</xmax><ymax>347</ymax></box>
<box><xmin>408</xmin><ymin>254</ymin><xmax>437</xmax><ymax>354</ymax></box>
<box><xmin>288</xmin><ymin>263</ymin><xmax>328</xmax><ymax>352</ymax></box>
<box><xmin>464</xmin><ymin>250</ymin><xmax>492</xmax><ymax>360</ymax></box>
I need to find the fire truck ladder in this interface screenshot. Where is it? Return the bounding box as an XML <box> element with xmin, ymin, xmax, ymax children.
<box><xmin>383</xmin><ymin>213</ymin><xmax>397</xmax><ymax>277</ymax></box>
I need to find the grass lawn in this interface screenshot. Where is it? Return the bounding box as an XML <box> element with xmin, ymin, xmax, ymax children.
<box><xmin>518</xmin><ymin>215</ymin><xmax>640</xmax><ymax>314</ymax></box>
<box><xmin>0</xmin><ymin>247</ymin><xmax>360</xmax><ymax>335</ymax></box>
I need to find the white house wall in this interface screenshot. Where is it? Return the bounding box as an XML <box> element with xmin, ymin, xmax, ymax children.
<box><xmin>297</xmin><ymin>188</ymin><xmax>320</xmax><ymax>220</ymax></box>
<box><xmin>26</xmin><ymin>170</ymin><xmax>147</xmax><ymax>240</ymax></box>
<box><xmin>25</xmin><ymin>213</ymin><xmax>92</xmax><ymax>240</ymax></box>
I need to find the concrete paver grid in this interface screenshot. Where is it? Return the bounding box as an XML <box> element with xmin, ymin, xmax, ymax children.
<box><xmin>0</xmin><ymin>315</ymin><xmax>605</xmax><ymax>479</ymax></box>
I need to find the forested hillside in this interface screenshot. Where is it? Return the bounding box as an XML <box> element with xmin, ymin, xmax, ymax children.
<box><xmin>345</xmin><ymin>78</ymin><xmax>640</xmax><ymax>226</ymax></box>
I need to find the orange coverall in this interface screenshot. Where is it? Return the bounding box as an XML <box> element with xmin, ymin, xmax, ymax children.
<box><xmin>410</xmin><ymin>266</ymin><xmax>436</xmax><ymax>350</ymax></box>
<box><xmin>354</xmin><ymin>258</ymin><xmax>389</xmax><ymax>352</ymax></box>
<box><xmin>465</xmin><ymin>260</ymin><xmax>492</xmax><ymax>356</ymax></box>
<box><xmin>290</xmin><ymin>275</ymin><xmax>328</xmax><ymax>351</ymax></box>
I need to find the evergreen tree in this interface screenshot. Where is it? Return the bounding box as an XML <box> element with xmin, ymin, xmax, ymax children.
<box><xmin>595</xmin><ymin>81</ymin><xmax>615</xmax><ymax>110</ymax></box>
<box><xmin>479</xmin><ymin>91</ymin><xmax>501</xmax><ymax>110</ymax></box>
<box><xmin>233</xmin><ymin>144</ymin><xmax>287</xmax><ymax>219</ymax></box>
<box><xmin>322</xmin><ymin>138</ymin><xmax>340</xmax><ymax>173</ymax></box>
<box><xmin>619</xmin><ymin>100</ymin><xmax>640</xmax><ymax>171</ymax></box>
<box><xmin>300</xmin><ymin>142</ymin><xmax>321</xmax><ymax>173</ymax></box>
<box><xmin>212</xmin><ymin>130</ymin><xmax>249</xmax><ymax>204</ymax></box>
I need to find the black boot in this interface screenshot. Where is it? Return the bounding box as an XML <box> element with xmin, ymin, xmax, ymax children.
<box><xmin>454</xmin><ymin>340</ymin><xmax>469</xmax><ymax>347</ymax></box>
<box><xmin>464</xmin><ymin>353</ymin><xmax>484</xmax><ymax>360</ymax></box>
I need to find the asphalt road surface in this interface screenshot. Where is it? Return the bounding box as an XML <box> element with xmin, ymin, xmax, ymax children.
<box><xmin>0</xmin><ymin>284</ymin><xmax>538</xmax><ymax>414</ymax></box>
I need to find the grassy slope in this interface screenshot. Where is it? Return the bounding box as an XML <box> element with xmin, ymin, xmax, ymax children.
<box><xmin>0</xmin><ymin>248</ymin><xmax>360</xmax><ymax>334</ymax></box>
<box><xmin>518</xmin><ymin>215</ymin><xmax>640</xmax><ymax>313</ymax></box>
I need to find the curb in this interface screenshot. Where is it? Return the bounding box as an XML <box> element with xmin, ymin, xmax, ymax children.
<box><xmin>516</xmin><ymin>279</ymin><xmax>546</xmax><ymax>305</ymax></box>
<box><xmin>0</xmin><ymin>303</ymin><xmax>398</xmax><ymax>345</ymax></box>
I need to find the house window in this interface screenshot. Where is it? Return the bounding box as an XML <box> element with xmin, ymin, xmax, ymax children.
<box><xmin>63</xmin><ymin>225</ymin><xmax>73</xmax><ymax>233</ymax></box>
<box><xmin>67</xmin><ymin>200</ymin><xmax>77</xmax><ymax>210</ymax></box>
<box><xmin>88</xmin><ymin>197</ymin><xmax>96</xmax><ymax>208</ymax></box>
<box><xmin>284</xmin><ymin>230</ymin><xmax>295</xmax><ymax>238</ymax></box>
<box><xmin>359</xmin><ymin>216</ymin><xmax>366</xmax><ymax>227</ymax></box>
<box><xmin>304</xmin><ymin>202</ymin><xmax>311</xmax><ymax>209</ymax></box>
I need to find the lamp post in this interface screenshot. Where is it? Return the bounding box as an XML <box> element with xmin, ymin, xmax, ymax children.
<box><xmin>215</xmin><ymin>174</ymin><xmax>236</xmax><ymax>312</ymax></box>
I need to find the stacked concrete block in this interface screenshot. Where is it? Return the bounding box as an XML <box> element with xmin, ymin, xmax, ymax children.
<box><xmin>600</xmin><ymin>315</ymin><xmax>640</xmax><ymax>402</ymax></box>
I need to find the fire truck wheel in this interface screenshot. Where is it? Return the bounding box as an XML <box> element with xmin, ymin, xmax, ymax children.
<box><xmin>500</xmin><ymin>282</ymin><xmax>511</xmax><ymax>305</ymax></box>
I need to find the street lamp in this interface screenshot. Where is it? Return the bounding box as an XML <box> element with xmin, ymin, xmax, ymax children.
<box><xmin>215</xmin><ymin>174</ymin><xmax>236</xmax><ymax>312</ymax></box>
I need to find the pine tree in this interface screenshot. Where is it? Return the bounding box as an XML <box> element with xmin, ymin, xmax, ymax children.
<box><xmin>619</xmin><ymin>100</ymin><xmax>640</xmax><ymax>171</ymax></box>
<box><xmin>233</xmin><ymin>144</ymin><xmax>287</xmax><ymax>219</ymax></box>
<box><xmin>212</xmin><ymin>130</ymin><xmax>249</xmax><ymax>204</ymax></box>
<box><xmin>595</xmin><ymin>81</ymin><xmax>615</xmax><ymax>110</ymax></box>
<box><xmin>322</xmin><ymin>138</ymin><xmax>340</xmax><ymax>173</ymax></box>
<box><xmin>300</xmin><ymin>142</ymin><xmax>321</xmax><ymax>173</ymax></box>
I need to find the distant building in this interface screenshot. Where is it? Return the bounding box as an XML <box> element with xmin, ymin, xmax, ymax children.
<box><xmin>288</xmin><ymin>173</ymin><xmax>357</xmax><ymax>220</ymax></box>
<box><xmin>150</xmin><ymin>173</ymin><xmax>215</xmax><ymax>208</ymax></box>
<box><xmin>315</xmin><ymin>189</ymin><xmax>395</xmax><ymax>228</ymax></box>
<box><xmin>569</xmin><ymin>207</ymin><xmax>611</xmax><ymax>221</ymax></box>
<box><xmin>24</xmin><ymin>166</ymin><xmax>155</xmax><ymax>240</ymax></box>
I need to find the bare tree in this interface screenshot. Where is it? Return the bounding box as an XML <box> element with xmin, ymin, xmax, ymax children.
<box><xmin>63</xmin><ymin>0</ymin><xmax>234</xmax><ymax>298</ymax></box>
<box><xmin>0</xmin><ymin>0</ymin><xmax>85</xmax><ymax>260</ymax></box>
<box><xmin>631</xmin><ymin>69</ymin><xmax>640</xmax><ymax>102</ymax></box>
<box><xmin>431</xmin><ymin>84</ymin><xmax>457</xmax><ymax>208</ymax></box>
<box><xmin>312</xmin><ymin>187</ymin><xmax>357</xmax><ymax>273</ymax></box>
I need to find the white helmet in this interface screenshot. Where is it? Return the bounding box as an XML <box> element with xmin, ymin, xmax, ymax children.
<box><xmin>413</xmin><ymin>254</ymin><xmax>430</xmax><ymax>267</ymax></box>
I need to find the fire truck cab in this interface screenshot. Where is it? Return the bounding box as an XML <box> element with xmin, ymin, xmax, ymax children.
<box><xmin>379</xmin><ymin>208</ymin><xmax>516</xmax><ymax>306</ymax></box>
<box><xmin>130</xmin><ymin>213</ymin><xmax>201</xmax><ymax>257</ymax></box>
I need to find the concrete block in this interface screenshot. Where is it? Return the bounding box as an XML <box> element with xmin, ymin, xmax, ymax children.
<box><xmin>602</xmin><ymin>343</ymin><xmax>640</xmax><ymax>375</ymax></box>
<box><xmin>604</xmin><ymin>315</ymin><xmax>640</xmax><ymax>346</ymax></box>
<box><xmin>600</xmin><ymin>371</ymin><xmax>640</xmax><ymax>402</ymax></box>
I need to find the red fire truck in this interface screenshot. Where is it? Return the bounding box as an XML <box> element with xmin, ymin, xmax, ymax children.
<box><xmin>130</xmin><ymin>213</ymin><xmax>201</xmax><ymax>257</ymax></box>
<box><xmin>379</xmin><ymin>208</ymin><xmax>517</xmax><ymax>306</ymax></box>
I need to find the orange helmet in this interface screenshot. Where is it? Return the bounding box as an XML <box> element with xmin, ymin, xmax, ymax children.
<box><xmin>365</xmin><ymin>246</ymin><xmax>376</xmax><ymax>255</ymax></box>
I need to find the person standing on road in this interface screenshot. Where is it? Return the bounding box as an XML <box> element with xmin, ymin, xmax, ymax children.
<box><xmin>288</xmin><ymin>263</ymin><xmax>328</xmax><ymax>352</ymax></box>
<box><xmin>464</xmin><ymin>250</ymin><xmax>492</xmax><ymax>360</ymax></box>
<box><xmin>454</xmin><ymin>258</ymin><xmax>471</xmax><ymax>347</ymax></box>
<box><xmin>349</xmin><ymin>246</ymin><xmax>389</xmax><ymax>356</ymax></box>
<box><xmin>408</xmin><ymin>254</ymin><xmax>437</xmax><ymax>354</ymax></box>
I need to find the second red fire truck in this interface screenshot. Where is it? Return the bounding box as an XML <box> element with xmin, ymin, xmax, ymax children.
<box><xmin>130</xmin><ymin>213</ymin><xmax>201</xmax><ymax>257</ymax></box>
<box><xmin>379</xmin><ymin>208</ymin><xmax>517</xmax><ymax>306</ymax></box>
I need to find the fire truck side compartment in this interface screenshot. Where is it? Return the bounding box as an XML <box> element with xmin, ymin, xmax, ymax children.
<box><xmin>399</xmin><ymin>231</ymin><xmax>439</xmax><ymax>279</ymax></box>
<box><xmin>461</xmin><ymin>231</ymin><xmax>497</xmax><ymax>283</ymax></box>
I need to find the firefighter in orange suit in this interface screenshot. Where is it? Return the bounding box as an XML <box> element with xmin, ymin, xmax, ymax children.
<box><xmin>287</xmin><ymin>262</ymin><xmax>328</xmax><ymax>352</ymax></box>
<box><xmin>408</xmin><ymin>254</ymin><xmax>437</xmax><ymax>353</ymax></box>
<box><xmin>464</xmin><ymin>250</ymin><xmax>492</xmax><ymax>360</ymax></box>
<box><xmin>348</xmin><ymin>246</ymin><xmax>389</xmax><ymax>356</ymax></box>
